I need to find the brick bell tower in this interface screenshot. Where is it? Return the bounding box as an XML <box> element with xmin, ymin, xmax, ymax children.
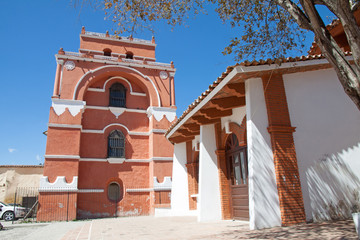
<box><xmin>37</xmin><ymin>27</ymin><xmax>176</xmax><ymax>221</ymax></box>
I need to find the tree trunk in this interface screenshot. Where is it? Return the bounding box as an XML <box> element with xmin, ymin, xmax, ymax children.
<box><xmin>279</xmin><ymin>0</ymin><xmax>360</xmax><ymax>111</ymax></box>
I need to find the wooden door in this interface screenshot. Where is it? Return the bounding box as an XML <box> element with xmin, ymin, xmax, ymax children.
<box><xmin>226</xmin><ymin>134</ymin><xmax>249</xmax><ymax>220</ymax></box>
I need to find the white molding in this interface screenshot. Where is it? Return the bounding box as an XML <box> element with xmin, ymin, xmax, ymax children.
<box><xmin>153</xmin><ymin>177</ymin><xmax>172</xmax><ymax>190</ymax></box>
<box><xmin>45</xmin><ymin>155</ymin><xmax>80</xmax><ymax>159</ymax></box>
<box><xmin>85</xmin><ymin>105</ymin><xmax>147</xmax><ymax>114</ymax></box>
<box><xmin>81</xmin><ymin>123</ymin><xmax>167</xmax><ymax>136</ymax></box>
<box><xmin>151</xmin><ymin>129</ymin><xmax>167</xmax><ymax>134</ymax></box>
<box><xmin>147</xmin><ymin>107</ymin><xmax>176</xmax><ymax>122</ymax></box>
<box><xmin>71</xmin><ymin>65</ymin><xmax>162</xmax><ymax>107</ymax></box>
<box><xmin>79</xmin><ymin>158</ymin><xmax>107</xmax><ymax>162</ymax></box>
<box><xmin>52</xmin><ymin>99</ymin><xmax>86</xmax><ymax>117</ymax></box>
<box><xmin>79</xmin><ymin>157</ymin><xmax>173</xmax><ymax>163</ymax></box>
<box><xmin>107</xmin><ymin>158</ymin><xmax>126</xmax><ymax>164</ymax></box>
<box><xmin>39</xmin><ymin>176</ymin><xmax>78</xmax><ymax>192</ymax></box>
<box><xmin>152</xmin><ymin>157</ymin><xmax>173</xmax><ymax>161</ymax></box>
<box><xmin>77</xmin><ymin>189</ymin><xmax>104</xmax><ymax>193</ymax></box>
<box><xmin>87</xmin><ymin>76</ymin><xmax>147</xmax><ymax>97</ymax></box>
<box><xmin>80</xmin><ymin>34</ymin><xmax>156</xmax><ymax>47</ymax></box>
<box><xmin>126</xmin><ymin>188</ymin><xmax>153</xmax><ymax>192</ymax></box>
<box><xmin>48</xmin><ymin>123</ymin><xmax>82</xmax><ymax>129</ymax></box>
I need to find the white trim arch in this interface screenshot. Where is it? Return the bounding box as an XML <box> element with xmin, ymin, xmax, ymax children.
<box><xmin>87</xmin><ymin>76</ymin><xmax>147</xmax><ymax>97</ymax></box>
<box><xmin>72</xmin><ymin>65</ymin><xmax>161</xmax><ymax>107</ymax></box>
<box><xmin>94</xmin><ymin>123</ymin><xmax>130</xmax><ymax>134</ymax></box>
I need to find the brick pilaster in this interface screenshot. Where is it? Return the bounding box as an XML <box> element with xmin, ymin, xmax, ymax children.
<box><xmin>262</xmin><ymin>73</ymin><xmax>306</xmax><ymax>226</ymax></box>
<box><xmin>215</xmin><ymin>149</ymin><xmax>232</xmax><ymax>219</ymax></box>
<box><xmin>185</xmin><ymin>141</ymin><xmax>198</xmax><ymax>210</ymax></box>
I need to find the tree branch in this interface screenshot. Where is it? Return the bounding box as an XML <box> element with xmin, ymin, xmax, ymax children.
<box><xmin>275</xmin><ymin>0</ymin><xmax>313</xmax><ymax>31</ymax></box>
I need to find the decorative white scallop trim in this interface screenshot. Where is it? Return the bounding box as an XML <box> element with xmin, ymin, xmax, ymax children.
<box><xmin>147</xmin><ymin>107</ymin><xmax>176</xmax><ymax>122</ymax></box>
<box><xmin>48</xmin><ymin>123</ymin><xmax>82</xmax><ymax>129</ymax></box>
<box><xmin>87</xmin><ymin>76</ymin><xmax>147</xmax><ymax>97</ymax></box>
<box><xmin>39</xmin><ymin>176</ymin><xmax>78</xmax><ymax>192</ymax></box>
<box><xmin>153</xmin><ymin>177</ymin><xmax>172</xmax><ymax>190</ymax></box>
<box><xmin>45</xmin><ymin>155</ymin><xmax>80</xmax><ymax>159</ymax></box>
<box><xmin>52</xmin><ymin>99</ymin><xmax>86</xmax><ymax>117</ymax></box>
<box><xmin>109</xmin><ymin>107</ymin><xmax>126</xmax><ymax>118</ymax></box>
<box><xmin>72</xmin><ymin>65</ymin><xmax>161</xmax><ymax>107</ymax></box>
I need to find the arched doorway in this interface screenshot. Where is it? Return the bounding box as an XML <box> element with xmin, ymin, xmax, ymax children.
<box><xmin>225</xmin><ymin>133</ymin><xmax>249</xmax><ymax>220</ymax></box>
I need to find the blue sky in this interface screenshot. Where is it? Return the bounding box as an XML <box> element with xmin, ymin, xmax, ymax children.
<box><xmin>0</xmin><ymin>1</ymin><xmax>316</xmax><ymax>165</ymax></box>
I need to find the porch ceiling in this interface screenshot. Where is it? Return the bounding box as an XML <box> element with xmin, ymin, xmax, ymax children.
<box><xmin>168</xmin><ymin>79</ymin><xmax>246</xmax><ymax>144</ymax></box>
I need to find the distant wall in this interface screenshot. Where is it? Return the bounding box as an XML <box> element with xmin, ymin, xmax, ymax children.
<box><xmin>0</xmin><ymin>165</ymin><xmax>43</xmax><ymax>203</ymax></box>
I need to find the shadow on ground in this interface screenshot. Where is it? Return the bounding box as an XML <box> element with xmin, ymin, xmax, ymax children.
<box><xmin>207</xmin><ymin>220</ymin><xmax>358</xmax><ymax>239</ymax></box>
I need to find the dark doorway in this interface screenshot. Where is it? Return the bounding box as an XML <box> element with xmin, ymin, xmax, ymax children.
<box><xmin>225</xmin><ymin>133</ymin><xmax>249</xmax><ymax>220</ymax></box>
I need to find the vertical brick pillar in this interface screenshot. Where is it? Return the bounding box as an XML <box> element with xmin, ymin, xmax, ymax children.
<box><xmin>215</xmin><ymin>150</ymin><xmax>232</xmax><ymax>219</ymax></box>
<box><xmin>262</xmin><ymin>73</ymin><xmax>306</xmax><ymax>226</ymax></box>
<box><xmin>185</xmin><ymin>141</ymin><xmax>198</xmax><ymax>210</ymax></box>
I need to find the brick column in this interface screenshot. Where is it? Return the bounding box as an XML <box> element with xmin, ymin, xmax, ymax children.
<box><xmin>262</xmin><ymin>73</ymin><xmax>306</xmax><ymax>226</ymax></box>
<box><xmin>185</xmin><ymin>162</ymin><xmax>198</xmax><ymax>210</ymax></box>
<box><xmin>215</xmin><ymin>150</ymin><xmax>232</xmax><ymax>219</ymax></box>
<box><xmin>185</xmin><ymin>141</ymin><xmax>198</xmax><ymax>210</ymax></box>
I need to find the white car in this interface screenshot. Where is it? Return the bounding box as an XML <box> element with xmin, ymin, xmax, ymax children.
<box><xmin>0</xmin><ymin>202</ymin><xmax>28</xmax><ymax>221</ymax></box>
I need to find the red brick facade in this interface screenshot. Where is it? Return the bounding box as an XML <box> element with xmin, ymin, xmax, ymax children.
<box><xmin>38</xmin><ymin>29</ymin><xmax>175</xmax><ymax>221</ymax></box>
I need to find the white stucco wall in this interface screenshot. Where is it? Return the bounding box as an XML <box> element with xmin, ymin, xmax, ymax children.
<box><xmin>283</xmin><ymin>68</ymin><xmax>360</xmax><ymax>222</ymax></box>
<box><xmin>170</xmin><ymin>142</ymin><xmax>195</xmax><ymax>216</ymax></box>
<box><xmin>198</xmin><ymin>124</ymin><xmax>222</xmax><ymax>221</ymax></box>
<box><xmin>245</xmin><ymin>78</ymin><xmax>281</xmax><ymax>229</ymax></box>
<box><xmin>221</xmin><ymin>106</ymin><xmax>246</xmax><ymax>129</ymax></box>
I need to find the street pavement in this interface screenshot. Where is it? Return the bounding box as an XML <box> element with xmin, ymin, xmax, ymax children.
<box><xmin>0</xmin><ymin>216</ymin><xmax>357</xmax><ymax>240</ymax></box>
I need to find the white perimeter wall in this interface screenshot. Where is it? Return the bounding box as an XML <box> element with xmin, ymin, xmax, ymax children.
<box><xmin>198</xmin><ymin>124</ymin><xmax>222</xmax><ymax>221</ymax></box>
<box><xmin>245</xmin><ymin>78</ymin><xmax>281</xmax><ymax>229</ymax></box>
<box><xmin>283</xmin><ymin>68</ymin><xmax>360</xmax><ymax>222</ymax></box>
<box><xmin>170</xmin><ymin>142</ymin><xmax>194</xmax><ymax>216</ymax></box>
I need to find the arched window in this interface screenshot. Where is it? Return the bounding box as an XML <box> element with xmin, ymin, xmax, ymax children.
<box><xmin>125</xmin><ymin>51</ymin><xmax>134</xmax><ymax>59</ymax></box>
<box><xmin>108</xmin><ymin>130</ymin><xmax>125</xmax><ymax>158</ymax></box>
<box><xmin>103</xmin><ymin>48</ymin><xmax>112</xmax><ymax>56</ymax></box>
<box><xmin>109</xmin><ymin>83</ymin><xmax>126</xmax><ymax>107</ymax></box>
<box><xmin>108</xmin><ymin>182</ymin><xmax>123</xmax><ymax>202</ymax></box>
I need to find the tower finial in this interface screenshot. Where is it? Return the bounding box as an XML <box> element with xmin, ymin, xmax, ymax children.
<box><xmin>81</xmin><ymin>26</ymin><xmax>85</xmax><ymax>34</ymax></box>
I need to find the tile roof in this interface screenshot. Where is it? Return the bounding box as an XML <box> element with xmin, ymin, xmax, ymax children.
<box><xmin>166</xmin><ymin>51</ymin><xmax>352</xmax><ymax>138</ymax></box>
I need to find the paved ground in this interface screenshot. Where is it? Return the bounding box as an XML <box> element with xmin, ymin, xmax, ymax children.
<box><xmin>0</xmin><ymin>217</ymin><xmax>358</xmax><ymax>240</ymax></box>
